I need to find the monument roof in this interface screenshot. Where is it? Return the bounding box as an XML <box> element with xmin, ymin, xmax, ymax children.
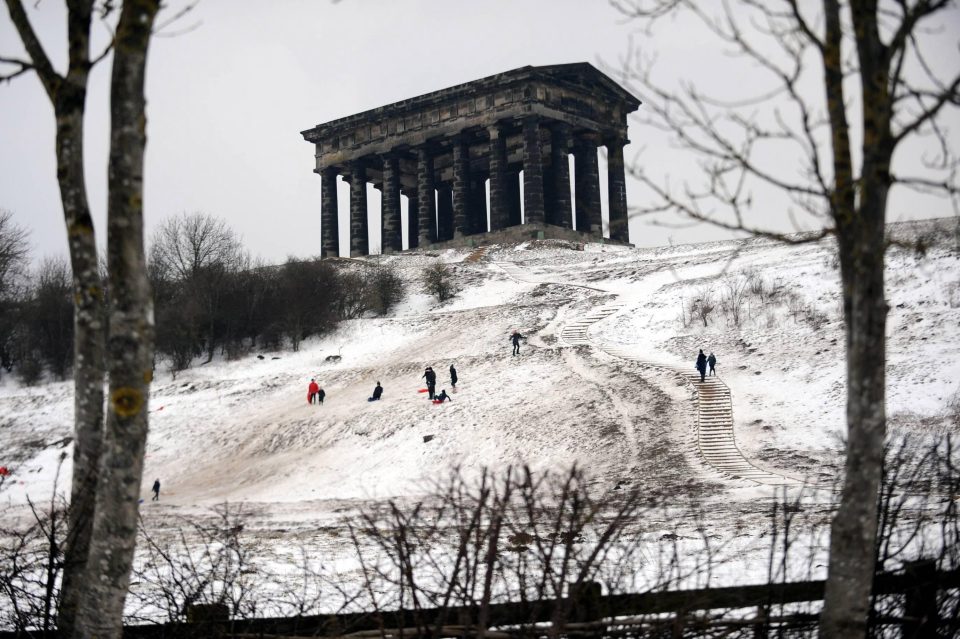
<box><xmin>301</xmin><ymin>62</ymin><xmax>641</xmax><ymax>140</ymax></box>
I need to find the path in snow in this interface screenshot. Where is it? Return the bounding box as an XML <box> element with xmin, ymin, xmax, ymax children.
<box><xmin>494</xmin><ymin>260</ymin><xmax>798</xmax><ymax>486</ymax></box>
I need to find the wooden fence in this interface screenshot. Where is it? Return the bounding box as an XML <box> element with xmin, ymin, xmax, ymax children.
<box><xmin>2</xmin><ymin>564</ymin><xmax>958</xmax><ymax>638</ymax></box>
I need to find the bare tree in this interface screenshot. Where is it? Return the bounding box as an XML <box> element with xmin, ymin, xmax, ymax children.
<box><xmin>3</xmin><ymin>1</ymin><xmax>160</xmax><ymax>636</ymax></box>
<box><xmin>611</xmin><ymin>1</ymin><xmax>959</xmax><ymax>634</ymax></box>
<box><xmin>2</xmin><ymin>2</ymin><xmax>108</xmax><ymax>631</ymax></box>
<box><xmin>0</xmin><ymin>211</ymin><xmax>29</xmax><ymax>299</ymax></box>
<box><xmin>149</xmin><ymin>212</ymin><xmax>244</xmax><ymax>282</ymax></box>
<box><xmin>29</xmin><ymin>256</ymin><xmax>75</xmax><ymax>379</ymax></box>
<box><xmin>0</xmin><ymin>211</ymin><xmax>29</xmax><ymax>377</ymax></box>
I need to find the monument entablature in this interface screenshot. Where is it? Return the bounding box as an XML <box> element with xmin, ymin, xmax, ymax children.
<box><xmin>301</xmin><ymin>63</ymin><xmax>640</xmax><ymax>257</ymax></box>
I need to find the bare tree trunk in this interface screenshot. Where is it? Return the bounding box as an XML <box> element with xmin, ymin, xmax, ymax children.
<box><xmin>820</xmin><ymin>2</ymin><xmax>891</xmax><ymax>636</ymax></box>
<box><xmin>72</xmin><ymin>1</ymin><xmax>159</xmax><ymax>636</ymax></box>
<box><xmin>1</xmin><ymin>2</ymin><xmax>105</xmax><ymax>633</ymax></box>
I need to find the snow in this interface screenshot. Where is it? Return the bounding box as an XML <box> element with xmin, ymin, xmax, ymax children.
<box><xmin>1</xmin><ymin>218</ymin><xmax>958</xmax><ymax>584</ymax></box>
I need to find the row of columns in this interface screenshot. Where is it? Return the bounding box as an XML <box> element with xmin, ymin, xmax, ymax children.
<box><xmin>319</xmin><ymin>117</ymin><xmax>629</xmax><ymax>257</ymax></box>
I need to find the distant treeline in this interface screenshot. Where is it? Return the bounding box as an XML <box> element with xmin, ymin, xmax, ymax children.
<box><xmin>0</xmin><ymin>212</ymin><xmax>404</xmax><ymax>384</ymax></box>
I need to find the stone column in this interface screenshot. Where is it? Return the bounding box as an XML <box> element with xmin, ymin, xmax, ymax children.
<box><xmin>452</xmin><ymin>138</ymin><xmax>469</xmax><ymax>238</ymax></box>
<box><xmin>320</xmin><ymin>166</ymin><xmax>339</xmax><ymax>257</ymax></box>
<box><xmin>416</xmin><ymin>147</ymin><xmax>436</xmax><ymax>247</ymax></box>
<box><xmin>437</xmin><ymin>187</ymin><xmax>454</xmax><ymax>241</ymax></box>
<box><xmin>606</xmin><ymin>137</ymin><xmax>629</xmax><ymax>243</ymax></box>
<box><xmin>349</xmin><ymin>160</ymin><xmax>369</xmax><ymax>256</ymax></box>
<box><xmin>574</xmin><ymin>134</ymin><xmax>601</xmax><ymax>233</ymax></box>
<box><xmin>487</xmin><ymin>123</ymin><xmax>508</xmax><ymax>231</ymax></box>
<box><xmin>551</xmin><ymin>123</ymin><xmax>573</xmax><ymax>229</ymax></box>
<box><xmin>406</xmin><ymin>190</ymin><xmax>419</xmax><ymax>249</ymax></box>
<box><xmin>382</xmin><ymin>155</ymin><xmax>402</xmax><ymax>252</ymax></box>
<box><xmin>507</xmin><ymin>172</ymin><xmax>522</xmax><ymax>227</ymax></box>
<box><xmin>522</xmin><ymin>117</ymin><xmax>545</xmax><ymax>225</ymax></box>
<box><xmin>469</xmin><ymin>176</ymin><xmax>488</xmax><ymax>234</ymax></box>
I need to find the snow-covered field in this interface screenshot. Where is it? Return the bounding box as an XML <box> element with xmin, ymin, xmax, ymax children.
<box><xmin>1</xmin><ymin>218</ymin><xmax>958</xmax><ymax>588</ymax></box>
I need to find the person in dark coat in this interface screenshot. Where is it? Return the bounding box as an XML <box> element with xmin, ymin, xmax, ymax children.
<box><xmin>696</xmin><ymin>349</ymin><xmax>708</xmax><ymax>383</ymax></box>
<box><xmin>422</xmin><ymin>367</ymin><xmax>437</xmax><ymax>399</ymax></box>
<box><xmin>510</xmin><ymin>331</ymin><xmax>524</xmax><ymax>356</ymax></box>
<box><xmin>369</xmin><ymin>382</ymin><xmax>383</xmax><ymax>401</ymax></box>
<box><xmin>449</xmin><ymin>364</ymin><xmax>458</xmax><ymax>388</ymax></box>
<box><xmin>435</xmin><ymin>389</ymin><xmax>451</xmax><ymax>403</ymax></box>
<box><xmin>317</xmin><ymin>386</ymin><xmax>325</xmax><ymax>404</ymax></box>
<box><xmin>151</xmin><ymin>479</ymin><xmax>161</xmax><ymax>501</ymax></box>
<box><xmin>707</xmin><ymin>353</ymin><xmax>717</xmax><ymax>376</ymax></box>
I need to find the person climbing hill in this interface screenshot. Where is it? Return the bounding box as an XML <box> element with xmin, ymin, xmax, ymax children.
<box><xmin>707</xmin><ymin>352</ymin><xmax>717</xmax><ymax>376</ymax></box>
<box><xmin>449</xmin><ymin>364</ymin><xmax>458</xmax><ymax>389</ymax></box>
<box><xmin>696</xmin><ymin>349</ymin><xmax>708</xmax><ymax>383</ymax></box>
<box><xmin>510</xmin><ymin>330</ymin><xmax>525</xmax><ymax>356</ymax></box>
<box><xmin>151</xmin><ymin>478</ymin><xmax>161</xmax><ymax>502</ymax></box>
<box><xmin>307</xmin><ymin>379</ymin><xmax>319</xmax><ymax>404</ymax></box>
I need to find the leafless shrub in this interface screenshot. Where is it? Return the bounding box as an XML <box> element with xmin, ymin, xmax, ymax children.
<box><xmin>0</xmin><ymin>456</ymin><xmax>69</xmax><ymax>634</ymax></box>
<box><xmin>946</xmin><ymin>388</ymin><xmax>960</xmax><ymax>430</ymax></box>
<box><xmin>687</xmin><ymin>286</ymin><xmax>716</xmax><ymax>327</ymax></box>
<box><xmin>424</xmin><ymin>262</ymin><xmax>456</xmax><ymax>303</ymax></box>
<box><xmin>720</xmin><ymin>276</ymin><xmax>749</xmax><ymax>327</ymax></box>
<box><xmin>128</xmin><ymin>504</ymin><xmax>261</xmax><ymax>626</ymax></box>
<box><xmin>365</xmin><ymin>263</ymin><xmax>406</xmax><ymax>316</ymax></box>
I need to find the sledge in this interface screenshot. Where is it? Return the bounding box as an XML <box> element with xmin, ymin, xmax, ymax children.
<box><xmin>417</xmin><ymin>388</ymin><xmax>429</xmax><ymax>393</ymax></box>
<box><xmin>0</xmin><ymin>466</ymin><xmax>9</xmax><ymax>476</ymax></box>
<box><xmin>432</xmin><ymin>399</ymin><xmax>443</xmax><ymax>405</ymax></box>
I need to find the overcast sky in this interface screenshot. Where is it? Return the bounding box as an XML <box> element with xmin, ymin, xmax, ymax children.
<box><xmin>2</xmin><ymin>1</ymin><xmax>957</xmax><ymax>266</ymax></box>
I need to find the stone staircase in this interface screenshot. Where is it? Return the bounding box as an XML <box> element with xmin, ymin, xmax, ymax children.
<box><xmin>496</xmin><ymin>260</ymin><xmax>795</xmax><ymax>485</ymax></box>
<box><xmin>562</xmin><ymin>304</ymin><xmax>796</xmax><ymax>486</ymax></box>
<box><xmin>465</xmin><ymin>246</ymin><xmax>489</xmax><ymax>263</ymax></box>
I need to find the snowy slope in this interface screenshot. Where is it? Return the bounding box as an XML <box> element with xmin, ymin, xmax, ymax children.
<box><xmin>1</xmin><ymin>219</ymin><xmax>958</xmax><ymax>538</ymax></box>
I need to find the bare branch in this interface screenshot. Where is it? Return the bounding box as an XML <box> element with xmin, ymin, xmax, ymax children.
<box><xmin>2</xmin><ymin>0</ymin><xmax>62</xmax><ymax>98</ymax></box>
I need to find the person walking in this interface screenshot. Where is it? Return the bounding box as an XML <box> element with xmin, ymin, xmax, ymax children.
<box><xmin>316</xmin><ymin>385</ymin><xmax>325</xmax><ymax>404</ymax></box>
<box><xmin>695</xmin><ymin>349</ymin><xmax>708</xmax><ymax>383</ymax></box>
<box><xmin>369</xmin><ymin>381</ymin><xmax>384</xmax><ymax>401</ymax></box>
<box><xmin>422</xmin><ymin>366</ymin><xmax>437</xmax><ymax>399</ymax></box>
<box><xmin>707</xmin><ymin>353</ymin><xmax>717</xmax><ymax>376</ymax></box>
<box><xmin>151</xmin><ymin>479</ymin><xmax>161</xmax><ymax>502</ymax></box>
<box><xmin>449</xmin><ymin>364</ymin><xmax>458</xmax><ymax>389</ymax></box>
<box><xmin>510</xmin><ymin>330</ymin><xmax>524</xmax><ymax>356</ymax></box>
<box><xmin>307</xmin><ymin>378</ymin><xmax>319</xmax><ymax>404</ymax></box>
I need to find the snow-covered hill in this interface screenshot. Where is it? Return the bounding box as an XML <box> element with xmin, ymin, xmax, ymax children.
<box><xmin>2</xmin><ymin>218</ymin><xmax>958</xmax><ymax>543</ymax></box>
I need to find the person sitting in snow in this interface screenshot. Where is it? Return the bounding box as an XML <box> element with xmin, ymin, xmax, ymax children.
<box><xmin>707</xmin><ymin>352</ymin><xmax>717</xmax><ymax>376</ymax></box>
<box><xmin>369</xmin><ymin>381</ymin><xmax>383</xmax><ymax>401</ymax></box>
<box><xmin>307</xmin><ymin>378</ymin><xmax>319</xmax><ymax>404</ymax></box>
<box><xmin>435</xmin><ymin>389</ymin><xmax>451</xmax><ymax>403</ymax></box>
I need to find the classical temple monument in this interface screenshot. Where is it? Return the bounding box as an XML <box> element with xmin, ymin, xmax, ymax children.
<box><xmin>300</xmin><ymin>63</ymin><xmax>641</xmax><ymax>257</ymax></box>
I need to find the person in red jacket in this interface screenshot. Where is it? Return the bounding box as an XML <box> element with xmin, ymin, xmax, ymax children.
<box><xmin>307</xmin><ymin>379</ymin><xmax>320</xmax><ymax>404</ymax></box>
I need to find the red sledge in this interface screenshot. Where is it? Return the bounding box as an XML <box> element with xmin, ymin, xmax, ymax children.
<box><xmin>418</xmin><ymin>388</ymin><xmax>429</xmax><ymax>393</ymax></box>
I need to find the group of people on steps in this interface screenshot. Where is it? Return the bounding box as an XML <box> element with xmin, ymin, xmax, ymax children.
<box><xmin>695</xmin><ymin>350</ymin><xmax>718</xmax><ymax>383</ymax></box>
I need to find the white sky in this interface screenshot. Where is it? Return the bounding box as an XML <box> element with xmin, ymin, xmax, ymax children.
<box><xmin>1</xmin><ymin>0</ymin><xmax>957</xmax><ymax>265</ymax></box>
